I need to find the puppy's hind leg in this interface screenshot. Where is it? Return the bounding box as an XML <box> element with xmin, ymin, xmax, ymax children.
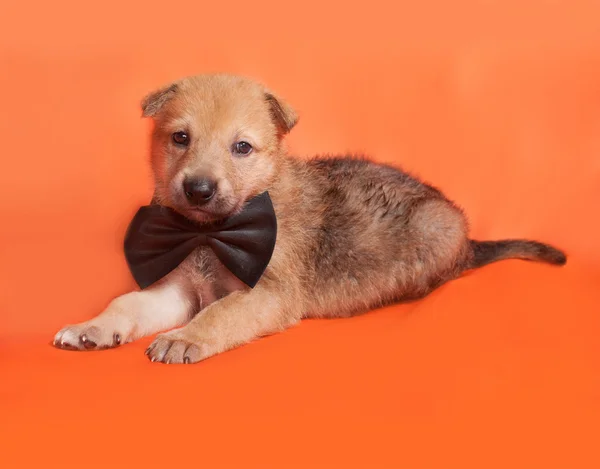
<box><xmin>53</xmin><ymin>272</ymin><xmax>197</xmax><ymax>351</ymax></box>
<box><xmin>399</xmin><ymin>198</ymin><xmax>471</xmax><ymax>299</ymax></box>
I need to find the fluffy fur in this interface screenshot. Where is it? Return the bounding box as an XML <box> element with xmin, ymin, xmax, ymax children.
<box><xmin>54</xmin><ymin>74</ymin><xmax>566</xmax><ymax>364</ymax></box>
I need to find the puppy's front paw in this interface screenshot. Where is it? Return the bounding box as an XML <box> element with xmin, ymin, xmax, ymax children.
<box><xmin>146</xmin><ymin>329</ymin><xmax>213</xmax><ymax>364</ymax></box>
<box><xmin>53</xmin><ymin>323</ymin><xmax>125</xmax><ymax>351</ymax></box>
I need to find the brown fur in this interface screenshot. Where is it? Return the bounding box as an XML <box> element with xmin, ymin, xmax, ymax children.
<box><xmin>54</xmin><ymin>74</ymin><xmax>566</xmax><ymax>363</ymax></box>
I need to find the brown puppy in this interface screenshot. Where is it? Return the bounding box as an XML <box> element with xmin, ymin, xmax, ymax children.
<box><xmin>53</xmin><ymin>74</ymin><xmax>566</xmax><ymax>363</ymax></box>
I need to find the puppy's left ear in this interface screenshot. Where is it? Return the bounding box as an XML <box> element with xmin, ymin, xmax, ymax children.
<box><xmin>141</xmin><ymin>83</ymin><xmax>178</xmax><ymax>117</ymax></box>
<box><xmin>265</xmin><ymin>92</ymin><xmax>298</xmax><ymax>135</ymax></box>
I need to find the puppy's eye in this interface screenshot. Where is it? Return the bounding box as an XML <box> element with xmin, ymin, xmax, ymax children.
<box><xmin>172</xmin><ymin>131</ymin><xmax>189</xmax><ymax>146</ymax></box>
<box><xmin>233</xmin><ymin>141</ymin><xmax>253</xmax><ymax>156</ymax></box>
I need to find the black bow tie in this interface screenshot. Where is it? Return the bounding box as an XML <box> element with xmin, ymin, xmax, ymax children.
<box><xmin>123</xmin><ymin>192</ymin><xmax>277</xmax><ymax>289</ymax></box>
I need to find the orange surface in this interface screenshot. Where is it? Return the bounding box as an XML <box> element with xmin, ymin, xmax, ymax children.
<box><xmin>1</xmin><ymin>1</ymin><xmax>600</xmax><ymax>468</ymax></box>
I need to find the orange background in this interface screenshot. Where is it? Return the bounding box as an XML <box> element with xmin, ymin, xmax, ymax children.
<box><xmin>1</xmin><ymin>1</ymin><xmax>600</xmax><ymax>468</ymax></box>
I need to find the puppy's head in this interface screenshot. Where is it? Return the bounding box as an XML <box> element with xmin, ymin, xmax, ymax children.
<box><xmin>141</xmin><ymin>74</ymin><xmax>297</xmax><ymax>222</ymax></box>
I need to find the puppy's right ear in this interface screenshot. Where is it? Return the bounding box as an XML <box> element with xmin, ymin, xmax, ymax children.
<box><xmin>140</xmin><ymin>83</ymin><xmax>178</xmax><ymax>117</ymax></box>
<box><xmin>265</xmin><ymin>92</ymin><xmax>298</xmax><ymax>135</ymax></box>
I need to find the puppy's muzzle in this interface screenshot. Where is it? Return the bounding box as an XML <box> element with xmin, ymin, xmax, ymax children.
<box><xmin>183</xmin><ymin>177</ymin><xmax>217</xmax><ymax>206</ymax></box>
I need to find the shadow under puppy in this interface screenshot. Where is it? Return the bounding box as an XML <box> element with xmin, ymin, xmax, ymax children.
<box><xmin>54</xmin><ymin>74</ymin><xmax>566</xmax><ymax>364</ymax></box>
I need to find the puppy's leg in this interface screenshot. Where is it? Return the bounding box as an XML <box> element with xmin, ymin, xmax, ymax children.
<box><xmin>146</xmin><ymin>285</ymin><xmax>300</xmax><ymax>364</ymax></box>
<box><xmin>54</xmin><ymin>273</ymin><xmax>196</xmax><ymax>350</ymax></box>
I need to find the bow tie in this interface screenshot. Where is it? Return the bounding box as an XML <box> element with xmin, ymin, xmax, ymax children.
<box><xmin>123</xmin><ymin>192</ymin><xmax>277</xmax><ymax>289</ymax></box>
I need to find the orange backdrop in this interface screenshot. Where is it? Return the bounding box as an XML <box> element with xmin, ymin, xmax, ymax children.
<box><xmin>1</xmin><ymin>1</ymin><xmax>599</xmax><ymax>468</ymax></box>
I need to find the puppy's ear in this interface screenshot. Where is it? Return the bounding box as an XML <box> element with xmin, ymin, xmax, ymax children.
<box><xmin>141</xmin><ymin>83</ymin><xmax>178</xmax><ymax>117</ymax></box>
<box><xmin>265</xmin><ymin>92</ymin><xmax>298</xmax><ymax>135</ymax></box>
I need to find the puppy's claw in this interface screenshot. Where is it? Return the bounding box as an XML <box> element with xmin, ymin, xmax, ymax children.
<box><xmin>114</xmin><ymin>333</ymin><xmax>121</xmax><ymax>346</ymax></box>
<box><xmin>59</xmin><ymin>340</ymin><xmax>77</xmax><ymax>350</ymax></box>
<box><xmin>81</xmin><ymin>334</ymin><xmax>97</xmax><ymax>349</ymax></box>
<box><xmin>184</xmin><ymin>357</ymin><xmax>190</xmax><ymax>364</ymax></box>
<box><xmin>145</xmin><ymin>343</ymin><xmax>156</xmax><ymax>356</ymax></box>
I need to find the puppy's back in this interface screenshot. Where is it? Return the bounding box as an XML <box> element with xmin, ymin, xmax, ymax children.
<box><xmin>289</xmin><ymin>156</ymin><xmax>468</xmax><ymax>316</ymax></box>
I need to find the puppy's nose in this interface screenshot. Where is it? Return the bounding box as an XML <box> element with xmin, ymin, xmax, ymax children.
<box><xmin>183</xmin><ymin>178</ymin><xmax>217</xmax><ymax>206</ymax></box>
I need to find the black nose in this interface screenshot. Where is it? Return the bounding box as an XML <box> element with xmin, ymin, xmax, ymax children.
<box><xmin>183</xmin><ymin>178</ymin><xmax>217</xmax><ymax>206</ymax></box>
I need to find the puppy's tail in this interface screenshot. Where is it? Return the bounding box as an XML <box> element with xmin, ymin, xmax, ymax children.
<box><xmin>468</xmin><ymin>239</ymin><xmax>567</xmax><ymax>270</ymax></box>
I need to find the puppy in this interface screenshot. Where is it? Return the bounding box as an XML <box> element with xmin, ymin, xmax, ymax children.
<box><xmin>54</xmin><ymin>74</ymin><xmax>566</xmax><ymax>363</ymax></box>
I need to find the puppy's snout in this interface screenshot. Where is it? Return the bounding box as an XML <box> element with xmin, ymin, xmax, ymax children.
<box><xmin>183</xmin><ymin>177</ymin><xmax>217</xmax><ymax>206</ymax></box>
